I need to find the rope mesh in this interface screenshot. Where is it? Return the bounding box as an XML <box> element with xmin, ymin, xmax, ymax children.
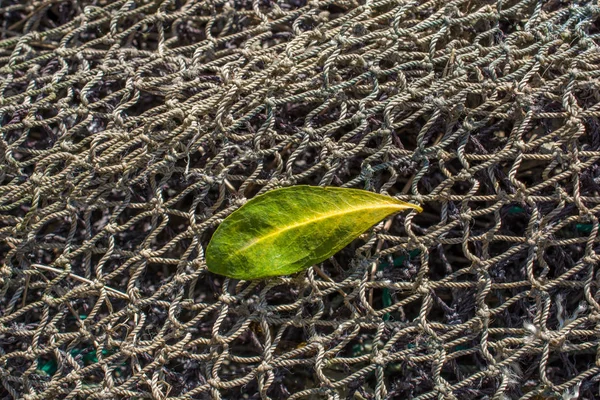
<box><xmin>1</xmin><ymin>0</ymin><xmax>600</xmax><ymax>398</ymax></box>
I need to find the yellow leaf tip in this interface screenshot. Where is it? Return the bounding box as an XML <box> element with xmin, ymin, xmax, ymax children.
<box><xmin>392</xmin><ymin>199</ymin><xmax>423</xmax><ymax>213</ymax></box>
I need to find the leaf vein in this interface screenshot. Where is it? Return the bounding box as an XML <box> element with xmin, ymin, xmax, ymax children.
<box><xmin>226</xmin><ymin>202</ymin><xmax>403</xmax><ymax>261</ymax></box>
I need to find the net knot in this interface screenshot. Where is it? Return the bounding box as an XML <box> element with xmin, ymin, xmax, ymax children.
<box><xmin>207</xmin><ymin>378</ymin><xmax>221</xmax><ymax>387</ymax></box>
<box><xmin>212</xmin><ymin>334</ymin><xmax>228</xmax><ymax>345</ymax></box>
<box><xmin>371</xmin><ymin>350</ymin><xmax>388</xmax><ymax>365</ymax></box>
<box><xmin>104</xmin><ymin>223</ymin><xmax>119</xmax><ymax>234</ymax></box>
<box><xmin>353</xmin><ymin>111</ymin><xmax>366</xmax><ymax>122</ymax></box>
<box><xmin>415</xmin><ymin>280</ymin><xmax>430</xmax><ymax>294</ymax></box>
<box><xmin>309</xmin><ymin>335</ymin><xmax>326</xmax><ymax>345</ymax></box>
<box><xmin>93</xmin><ymin>280</ymin><xmax>104</xmax><ymax>290</ymax></box>
<box><xmin>486</xmin><ymin>365</ymin><xmax>500</xmax><ymax>376</ymax></box>
<box><xmin>22</xmin><ymin>117</ymin><xmax>35</xmax><ymax>128</ymax></box>
<box><xmin>361</xmin><ymin>164</ymin><xmax>374</xmax><ymax>179</ymax></box>
<box><xmin>303</xmin><ymin>127</ymin><xmax>315</xmax><ymax>135</ymax></box>
<box><xmin>588</xmin><ymin>311</ymin><xmax>600</xmax><ymax>323</ymax></box>
<box><xmin>29</xmin><ymin>173</ymin><xmax>43</xmax><ymax>185</ymax></box>
<box><xmin>476</xmin><ymin>304</ymin><xmax>490</xmax><ymax>319</ymax></box>
<box><xmin>120</xmin><ymin>344</ymin><xmax>136</xmax><ymax>357</ymax></box>
<box><xmin>513</xmin><ymin>139</ymin><xmax>526</xmax><ymax>152</ymax></box>
<box><xmin>232</xmin><ymin>197</ymin><xmax>247</xmax><ymax>207</ymax></box>
<box><xmin>256</xmin><ymin>362</ymin><xmax>272</xmax><ymax>373</ymax></box>
<box><xmin>548</xmin><ymin>334</ymin><xmax>566</xmax><ymax>348</ymax></box>
<box><xmin>174</xmin><ymin>274</ymin><xmax>187</xmax><ymax>285</ymax></box>
<box><xmin>435</xmin><ymin>383</ymin><xmax>452</xmax><ymax>397</ymax></box>
<box><xmin>127</xmin><ymin>303</ymin><xmax>140</xmax><ymax>314</ymax></box>
<box><xmin>42</xmin><ymin>294</ymin><xmax>56</xmax><ymax>306</ymax></box>
<box><xmin>232</xmin><ymin>78</ymin><xmax>245</xmax><ymax>89</ymax></box>
<box><xmin>65</xmin><ymin>203</ymin><xmax>77</xmax><ymax>213</ymax></box>
<box><xmin>139</xmin><ymin>249</ymin><xmax>153</xmax><ymax>259</ymax></box>
<box><xmin>0</xmin><ymin>264</ymin><xmax>11</xmax><ymax>286</ymax></box>
<box><xmin>218</xmin><ymin>294</ymin><xmax>236</xmax><ymax>304</ymax></box>
<box><xmin>526</xmin><ymin>237</ymin><xmax>538</xmax><ymax>247</ymax></box>
<box><xmin>54</xmin><ymin>255</ymin><xmax>69</xmax><ymax>266</ymax></box>
<box><xmin>334</xmin><ymin>35</ymin><xmax>347</xmax><ymax>46</ymax></box>
<box><xmin>460</xmin><ymin>210</ymin><xmax>472</xmax><ymax>222</ymax></box>
<box><xmin>431</xmin><ymin>96</ymin><xmax>450</xmax><ymax>111</ymax></box>
<box><xmin>264</xmin><ymin>97</ymin><xmax>276</xmax><ymax>107</ymax></box>
<box><xmin>412</xmin><ymin>194</ymin><xmax>424</xmax><ymax>206</ymax></box>
<box><xmin>279</xmin><ymin>57</ymin><xmax>294</xmax><ymax>70</ymax></box>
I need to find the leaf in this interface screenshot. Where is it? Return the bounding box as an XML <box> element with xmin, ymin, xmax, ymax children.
<box><xmin>205</xmin><ymin>186</ymin><xmax>422</xmax><ymax>280</ymax></box>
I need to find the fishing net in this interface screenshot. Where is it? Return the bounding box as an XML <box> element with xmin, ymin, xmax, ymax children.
<box><xmin>1</xmin><ymin>0</ymin><xmax>600</xmax><ymax>398</ymax></box>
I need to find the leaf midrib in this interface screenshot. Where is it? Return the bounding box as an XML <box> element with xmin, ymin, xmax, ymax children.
<box><xmin>226</xmin><ymin>202</ymin><xmax>405</xmax><ymax>262</ymax></box>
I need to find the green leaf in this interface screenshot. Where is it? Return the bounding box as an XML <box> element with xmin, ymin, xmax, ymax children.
<box><xmin>205</xmin><ymin>186</ymin><xmax>422</xmax><ymax>280</ymax></box>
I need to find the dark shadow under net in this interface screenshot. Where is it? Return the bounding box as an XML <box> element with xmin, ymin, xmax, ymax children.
<box><xmin>1</xmin><ymin>0</ymin><xmax>600</xmax><ymax>399</ymax></box>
